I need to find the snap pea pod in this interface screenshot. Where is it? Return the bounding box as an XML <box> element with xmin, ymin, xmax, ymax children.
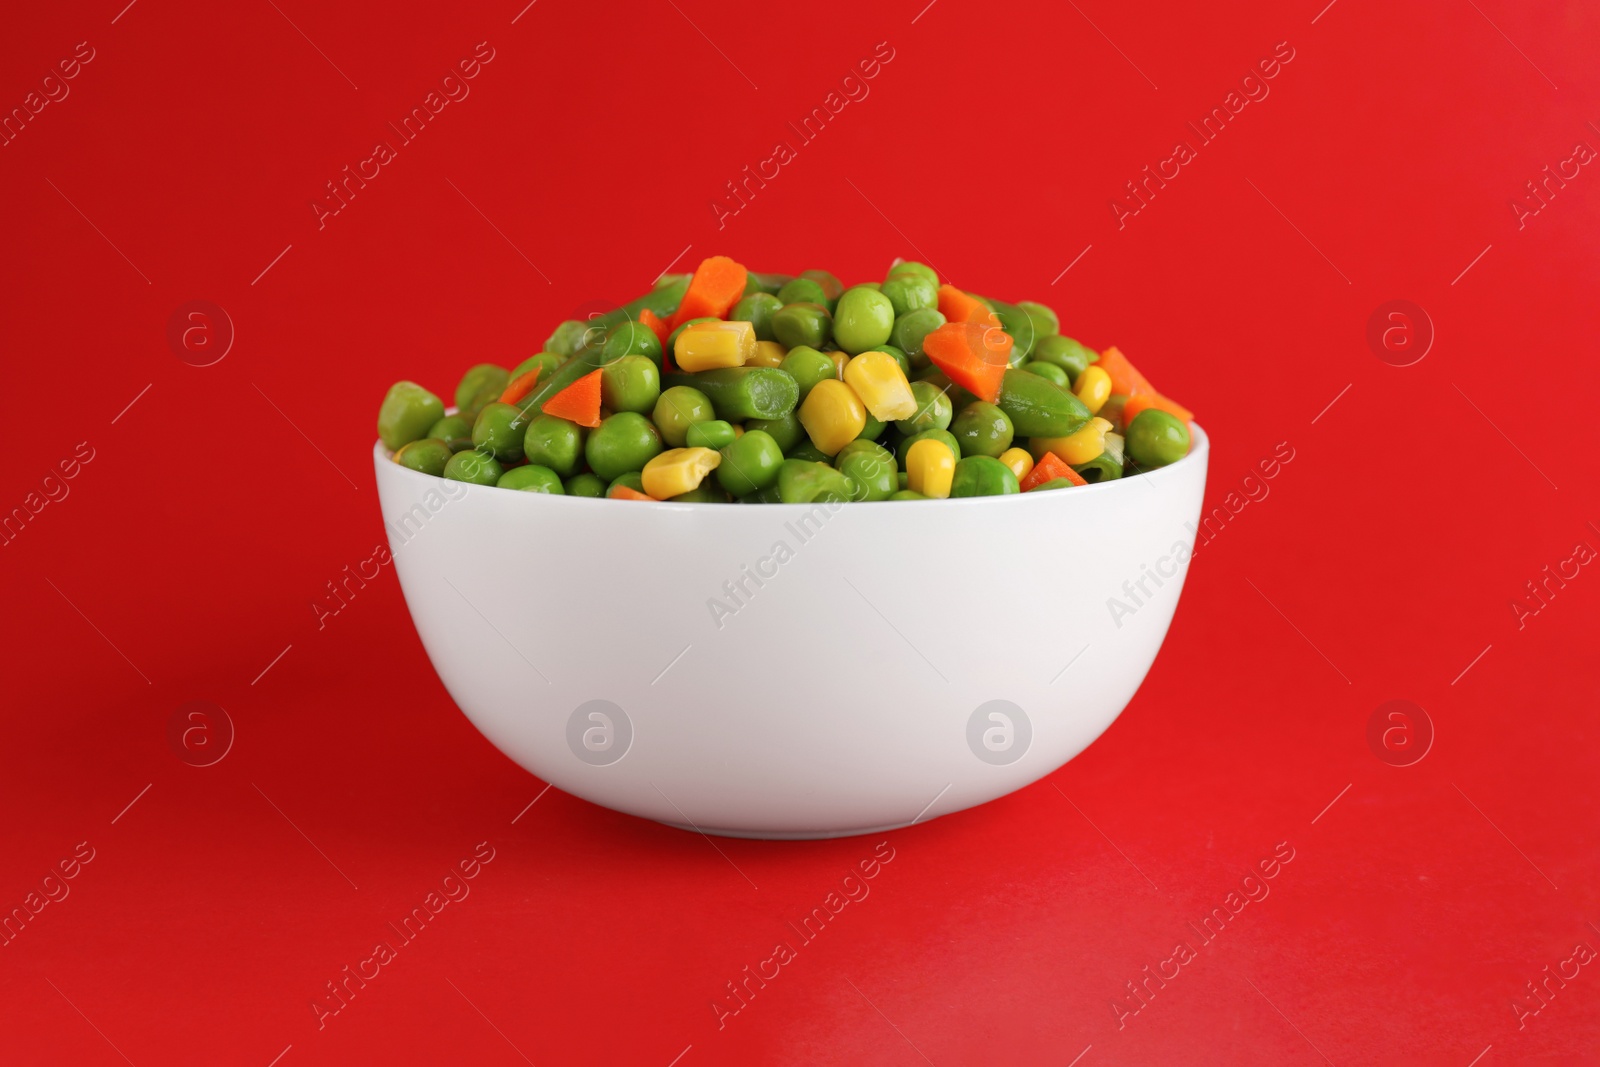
<box><xmin>996</xmin><ymin>368</ymin><xmax>1091</xmax><ymax>438</ymax></box>
<box><xmin>662</xmin><ymin>367</ymin><xmax>799</xmax><ymax>421</ymax></box>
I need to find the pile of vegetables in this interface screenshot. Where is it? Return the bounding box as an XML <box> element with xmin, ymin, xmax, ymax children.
<box><xmin>376</xmin><ymin>255</ymin><xmax>1195</xmax><ymax>502</ymax></box>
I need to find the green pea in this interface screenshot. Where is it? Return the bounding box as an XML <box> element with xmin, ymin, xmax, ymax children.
<box><xmin>896</xmin><ymin>428</ymin><xmax>962</xmax><ymax>467</ymax></box>
<box><xmin>586</xmin><ymin>412</ymin><xmax>663</xmax><ymax>480</ymax></box>
<box><xmin>895</xmin><ymin>380</ymin><xmax>953</xmax><ymax>435</ymax></box>
<box><xmin>652</xmin><ymin>386</ymin><xmax>715</xmax><ymax>448</ymax></box>
<box><xmin>744</xmin><ymin>411</ymin><xmax>803</xmax><ymax>452</ymax></box>
<box><xmin>776</xmin><ymin>277</ymin><xmax>829</xmax><ymax>308</ymax></box>
<box><xmin>1017</xmin><ymin>300</ymin><xmax>1060</xmax><ymax>338</ymax></box>
<box><xmin>497</xmin><ymin>465</ymin><xmax>564</xmax><ymax>493</ymax></box>
<box><xmin>717</xmin><ymin>429</ymin><xmax>784</xmax><ymax>495</ymax></box>
<box><xmin>777</xmin><ymin>459</ymin><xmax>852</xmax><ymax>503</ymax></box>
<box><xmin>886</xmin><ymin>261</ymin><xmax>938</xmax><ymax>287</ymax></box>
<box><xmin>472</xmin><ymin>401</ymin><xmax>530</xmax><ymax>462</ymax></box>
<box><xmin>950</xmin><ymin>455</ymin><xmax>1020</xmax><ymax>497</ymax></box>
<box><xmin>667</xmin><ymin>316</ymin><xmax>718</xmax><ymax>352</ymax></box>
<box><xmin>771</xmin><ymin>302</ymin><xmax>833</xmax><ymax>350</ymax></box>
<box><xmin>427</xmin><ymin>414</ymin><xmax>475</xmax><ymax>452</ymax></box>
<box><xmin>856</xmin><ymin>281</ymin><xmax>882</xmax><ymax>291</ymax></box>
<box><xmin>394</xmin><ymin>438</ymin><xmax>452</xmax><ymax>477</ymax></box>
<box><xmin>1019</xmin><ymin>361</ymin><xmax>1072</xmax><ymax>388</ymax></box>
<box><xmin>602</xmin><ymin>320</ymin><xmax>663</xmax><ymax>365</ymax></box>
<box><xmin>778</xmin><ymin>346</ymin><xmax>838</xmax><ymax>399</ymax></box>
<box><xmin>1125</xmin><ymin>409</ymin><xmax>1190</xmax><ymax>468</ymax></box>
<box><xmin>1030</xmin><ymin>477</ymin><xmax>1076</xmax><ymax>492</ymax></box>
<box><xmin>888</xmin><ymin>489</ymin><xmax>927</xmax><ymax>501</ymax></box>
<box><xmin>839</xmin><ymin>449</ymin><xmax>898</xmax><ymax>501</ymax></box>
<box><xmin>799</xmin><ymin>269</ymin><xmax>844</xmax><ymax>301</ymax></box>
<box><xmin>836</xmin><ymin>439</ymin><xmax>893</xmax><ymax>467</ymax></box>
<box><xmin>454</xmin><ymin>364</ymin><xmax>510</xmax><ymax>420</ymax></box>
<box><xmin>890</xmin><ymin>308</ymin><xmax>947</xmax><ymax>369</ymax></box>
<box><xmin>509</xmin><ymin>352</ymin><xmax>564</xmax><ymax>383</ymax></box>
<box><xmin>565</xmin><ymin>472</ymin><xmax>607</xmax><ymax>498</ymax></box>
<box><xmin>443</xmin><ymin>449</ymin><xmax>503</xmax><ymax>486</ymax></box>
<box><xmin>600</xmin><ymin>355</ymin><xmax>661</xmax><ymax>414</ymax></box>
<box><xmin>670</xmin><ymin>483</ymin><xmax>729</xmax><ymax>503</ymax></box>
<box><xmin>748</xmin><ymin>272</ymin><xmax>792</xmax><ymax>295</ymax></box>
<box><xmin>1031</xmin><ymin>335</ymin><xmax>1098</xmax><ymax>383</ymax></box>
<box><xmin>377</xmin><ymin>381</ymin><xmax>445</xmax><ymax>451</ymax></box>
<box><xmin>686</xmin><ymin>420</ymin><xmax>736</xmax><ymax>450</ymax></box>
<box><xmin>522</xmin><ymin>413</ymin><xmax>586</xmax><ymax>476</ymax></box>
<box><xmin>869</xmin><ymin>344</ymin><xmax>912</xmax><ymax>378</ymax></box>
<box><xmin>608</xmin><ymin>471</ymin><xmax>646</xmax><ymax>494</ymax></box>
<box><xmin>880</xmin><ymin>273</ymin><xmax>937</xmax><ymax>318</ymax></box>
<box><xmin>857</xmin><ymin>411</ymin><xmax>887</xmax><ymax>441</ymax></box>
<box><xmin>729</xmin><ymin>292</ymin><xmax>782</xmax><ymax>341</ymax></box>
<box><xmin>1073</xmin><ymin>453</ymin><xmax>1123</xmax><ymax>483</ymax></box>
<box><xmin>787</xmin><ymin>439</ymin><xmax>832</xmax><ymax>463</ymax></box>
<box><xmin>833</xmin><ymin>287</ymin><xmax>895</xmax><ymax>354</ymax></box>
<box><xmin>739</xmin><ymin>484</ymin><xmax>784</xmax><ymax>504</ymax></box>
<box><xmin>544</xmin><ymin>320</ymin><xmax>588</xmax><ymax>357</ymax></box>
<box><xmin>951</xmin><ymin>401</ymin><xmax>1014</xmax><ymax>458</ymax></box>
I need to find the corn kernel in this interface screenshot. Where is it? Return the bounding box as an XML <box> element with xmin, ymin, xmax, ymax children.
<box><xmin>747</xmin><ymin>340</ymin><xmax>787</xmax><ymax>368</ymax></box>
<box><xmin>1074</xmin><ymin>364</ymin><xmax>1111</xmax><ymax>415</ymax></box>
<box><xmin>675</xmin><ymin>320</ymin><xmax>756</xmax><ymax>372</ymax></box>
<box><xmin>797</xmin><ymin>379</ymin><xmax>866</xmax><ymax>456</ymax></box>
<box><xmin>998</xmin><ymin>447</ymin><xmax>1034</xmax><ymax>482</ymax></box>
<box><xmin>1032</xmin><ymin>417</ymin><xmax>1113</xmax><ymax>466</ymax></box>
<box><xmin>842</xmin><ymin>350</ymin><xmax>918</xmax><ymax>421</ymax></box>
<box><xmin>827</xmin><ymin>350</ymin><xmax>848</xmax><ymax>377</ymax></box>
<box><xmin>641</xmin><ymin>447</ymin><xmax>721</xmax><ymax>498</ymax></box>
<box><xmin>906</xmin><ymin>438</ymin><xmax>956</xmax><ymax>498</ymax></box>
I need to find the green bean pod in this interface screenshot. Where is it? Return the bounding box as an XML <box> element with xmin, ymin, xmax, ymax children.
<box><xmin>996</xmin><ymin>368</ymin><xmax>1091</xmax><ymax>438</ymax></box>
<box><xmin>662</xmin><ymin>368</ymin><xmax>800</xmax><ymax>422</ymax></box>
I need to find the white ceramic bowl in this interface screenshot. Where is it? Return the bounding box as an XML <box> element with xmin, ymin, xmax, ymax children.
<box><xmin>375</xmin><ymin>426</ymin><xmax>1207</xmax><ymax>838</ymax></box>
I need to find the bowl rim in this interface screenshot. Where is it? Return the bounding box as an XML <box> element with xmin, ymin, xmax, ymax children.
<box><xmin>374</xmin><ymin>422</ymin><xmax>1207</xmax><ymax>510</ymax></box>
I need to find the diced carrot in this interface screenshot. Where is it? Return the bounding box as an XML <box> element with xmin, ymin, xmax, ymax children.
<box><xmin>1122</xmin><ymin>391</ymin><xmax>1194</xmax><ymax>426</ymax></box>
<box><xmin>639</xmin><ymin>308</ymin><xmax>673</xmax><ymax>370</ymax></box>
<box><xmin>638</xmin><ymin>307</ymin><xmax>671</xmax><ymax>348</ymax></box>
<box><xmin>608</xmin><ymin>485</ymin><xmax>658</xmax><ymax>501</ymax></box>
<box><xmin>542</xmin><ymin>369</ymin><xmax>604</xmax><ymax>428</ymax></box>
<box><xmin>936</xmin><ymin>285</ymin><xmax>1000</xmax><ymax>326</ymax></box>
<box><xmin>669</xmin><ymin>256</ymin><xmax>749</xmax><ymax>328</ymax></box>
<box><xmin>1021</xmin><ymin>451</ymin><xmax>1087</xmax><ymax>491</ymax></box>
<box><xmin>922</xmin><ymin>322</ymin><xmax>1011</xmax><ymax>403</ymax></box>
<box><xmin>498</xmin><ymin>367</ymin><xmax>542</xmax><ymax>406</ymax></box>
<box><xmin>1096</xmin><ymin>346</ymin><xmax>1155</xmax><ymax>396</ymax></box>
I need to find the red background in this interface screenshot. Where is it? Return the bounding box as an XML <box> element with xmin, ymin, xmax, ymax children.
<box><xmin>3</xmin><ymin>0</ymin><xmax>1597</xmax><ymax>1063</ymax></box>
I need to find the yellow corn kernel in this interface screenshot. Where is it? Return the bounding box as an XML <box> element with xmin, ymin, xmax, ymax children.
<box><xmin>797</xmin><ymin>379</ymin><xmax>866</xmax><ymax>456</ymax></box>
<box><xmin>675</xmin><ymin>320</ymin><xmax>756</xmax><ymax>372</ymax></box>
<box><xmin>998</xmin><ymin>447</ymin><xmax>1034</xmax><ymax>482</ymax></box>
<box><xmin>842</xmin><ymin>349</ymin><xmax>918</xmax><ymax>421</ymax></box>
<box><xmin>906</xmin><ymin>438</ymin><xmax>956</xmax><ymax>499</ymax></box>
<box><xmin>641</xmin><ymin>447</ymin><xmax>721</xmax><ymax>498</ymax></box>
<box><xmin>1033</xmin><ymin>417</ymin><xmax>1113</xmax><ymax>466</ymax></box>
<box><xmin>747</xmin><ymin>340</ymin><xmax>787</xmax><ymax>368</ymax></box>
<box><xmin>827</xmin><ymin>350</ymin><xmax>848</xmax><ymax>377</ymax></box>
<box><xmin>1074</xmin><ymin>364</ymin><xmax>1111</xmax><ymax>415</ymax></box>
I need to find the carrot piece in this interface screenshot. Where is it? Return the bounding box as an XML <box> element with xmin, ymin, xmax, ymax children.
<box><xmin>1020</xmin><ymin>451</ymin><xmax>1087</xmax><ymax>491</ymax></box>
<box><xmin>1123</xmin><ymin>392</ymin><xmax>1194</xmax><ymax>426</ymax></box>
<box><xmin>608</xmin><ymin>485</ymin><xmax>658</xmax><ymax>501</ymax></box>
<box><xmin>1096</xmin><ymin>346</ymin><xmax>1155</xmax><ymax>396</ymax></box>
<box><xmin>498</xmin><ymin>367</ymin><xmax>542</xmax><ymax>406</ymax></box>
<box><xmin>937</xmin><ymin>285</ymin><xmax>1000</xmax><ymax>326</ymax></box>
<box><xmin>669</xmin><ymin>256</ymin><xmax>749</xmax><ymax>328</ymax></box>
<box><xmin>922</xmin><ymin>321</ymin><xmax>1011</xmax><ymax>403</ymax></box>
<box><xmin>542</xmin><ymin>369</ymin><xmax>604</xmax><ymax>428</ymax></box>
<box><xmin>639</xmin><ymin>309</ymin><xmax>676</xmax><ymax>371</ymax></box>
<box><xmin>638</xmin><ymin>307</ymin><xmax>671</xmax><ymax>348</ymax></box>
